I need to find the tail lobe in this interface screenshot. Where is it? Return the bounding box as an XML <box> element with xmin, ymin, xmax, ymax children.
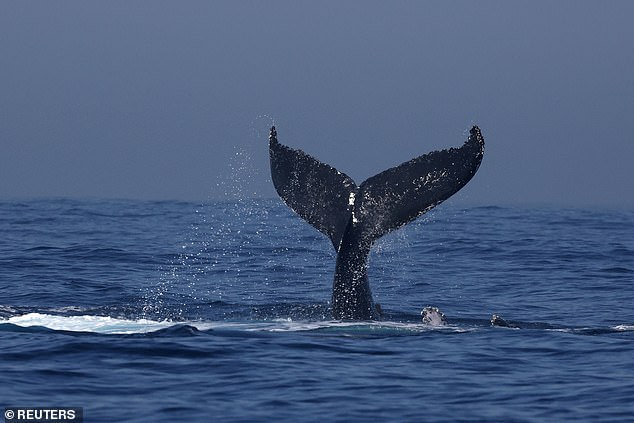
<box><xmin>269</xmin><ymin>126</ymin><xmax>356</xmax><ymax>251</ymax></box>
<box><xmin>353</xmin><ymin>126</ymin><xmax>485</xmax><ymax>243</ymax></box>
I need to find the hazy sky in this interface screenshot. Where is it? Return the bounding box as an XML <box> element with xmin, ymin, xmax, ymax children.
<box><xmin>1</xmin><ymin>1</ymin><xmax>633</xmax><ymax>208</ymax></box>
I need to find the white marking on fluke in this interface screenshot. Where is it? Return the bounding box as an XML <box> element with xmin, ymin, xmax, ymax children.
<box><xmin>349</xmin><ymin>192</ymin><xmax>358</xmax><ymax>223</ymax></box>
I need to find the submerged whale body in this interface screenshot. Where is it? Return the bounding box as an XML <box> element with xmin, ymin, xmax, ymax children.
<box><xmin>269</xmin><ymin>126</ymin><xmax>484</xmax><ymax>320</ymax></box>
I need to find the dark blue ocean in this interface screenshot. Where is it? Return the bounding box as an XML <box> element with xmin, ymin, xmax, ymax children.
<box><xmin>1</xmin><ymin>198</ymin><xmax>633</xmax><ymax>422</ymax></box>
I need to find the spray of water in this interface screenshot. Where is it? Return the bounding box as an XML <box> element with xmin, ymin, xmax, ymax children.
<box><xmin>142</xmin><ymin>115</ymin><xmax>282</xmax><ymax>320</ymax></box>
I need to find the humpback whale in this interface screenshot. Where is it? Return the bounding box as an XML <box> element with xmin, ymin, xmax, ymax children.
<box><xmin>269</xmin><ymin>125</ymin><xmax>484</xmax><ymax>320</ymax></box>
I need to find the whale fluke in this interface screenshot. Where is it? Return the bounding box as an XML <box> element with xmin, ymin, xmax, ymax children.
<box><xmin>354</xmin><ymin>126</ymin><xmax>484</xmax><ymax>243</ymax></box>
<box><xmin>269</xmin><ymin>126</ymin><xmax>357</xmax><ymax>251</ymax></box>
<box><xmin>269</xmin><ymin>125</ymin><xmax>485</xmax><ymax>320</ymax></box>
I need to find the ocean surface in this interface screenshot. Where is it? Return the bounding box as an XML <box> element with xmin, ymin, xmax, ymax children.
<box><xmin>1</xmin><ymin>198</ymin><xmax>633</xmax><ymax>422</ymax></box>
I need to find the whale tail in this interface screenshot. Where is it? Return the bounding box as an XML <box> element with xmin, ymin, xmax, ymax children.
<box><xmin>269</xmin><ymin>126</ymin><xmax>484</xmax><ymax>247</ymax></box>
<box><xmin>269</xmin><ymin>125</ymin><xmax>484</xmax><ymax>319</ymax></box>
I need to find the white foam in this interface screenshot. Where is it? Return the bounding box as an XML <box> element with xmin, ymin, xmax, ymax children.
<box><xmin>4</xmin><ymin>313</ymin><xmax>464</xmax><ymax>335</ymax></box>
<box><xmin>7</xmin><ymin>313</ymin><xmax>176</xmax><ymax>334</ymax></box>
